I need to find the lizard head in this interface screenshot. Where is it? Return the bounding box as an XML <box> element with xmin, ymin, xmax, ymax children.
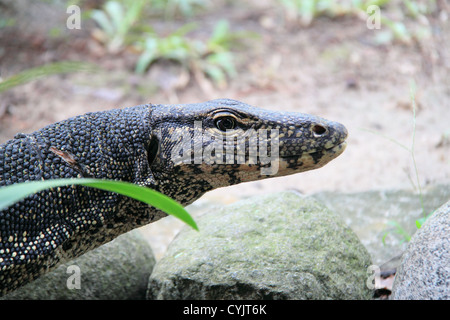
<box><xmin>147</xmin><ymin>99</ymin><xmax>347</xmax><ymax>204</ymax></box>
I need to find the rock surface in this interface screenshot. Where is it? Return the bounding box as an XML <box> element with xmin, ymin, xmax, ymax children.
<box><xmin>3</xmin><ymin>230</ymin><xmax>155</xmax><ymax>300</ymax></box>
<box><xmin>312</xmin><ymin>184</ymin><xmax>450</xmax><ymax>268</ymax></box>
<box><xmin>391</xmin><ymin>200</ymin><xmax>449</xmax><ymax>300</ymax></box>
<box><xmin>147</xmin><ymin>191</ymin><xmax>372</xmax><ymax>300</ymax></box>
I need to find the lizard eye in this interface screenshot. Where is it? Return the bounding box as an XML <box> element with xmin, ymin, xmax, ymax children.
<box><xmin>215</xmin><ymin>117</ymin><xmax>236</xmax><ymax>131</ymax></box>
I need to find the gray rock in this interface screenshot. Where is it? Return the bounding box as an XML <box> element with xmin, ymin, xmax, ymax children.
<box><xmin>312</xmin><ymin>184</ymin><xmax>450</xmax><ymax>268</ymax></box>
<box><xmin>3</xmin><ymin>230</ymin><xmax>155</xmax><ymax>300</ymax></box>
<box><xmin>391</xmin><ymin>200</ymin><xmax>450</xmax><ymax>300</ymax></box>
<box><xmin>147</xmin><ymin>191</ymin><xmax>372</xmax><ymax>300</ymax></box>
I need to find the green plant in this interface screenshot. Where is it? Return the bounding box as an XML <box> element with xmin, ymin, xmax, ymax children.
<box><xmin>200</xmin><ymin>20</ymin><xmax>239</xmax><ymax>85</ymax></box>
<box><xmin>382</xmin><ymin>220</ymin><xmax>411</xmax><ymax>244</ymax></box>
<box><xmin>378</xmin><ymin>16</ymin><xmax>412</xmax><ymax>43</ymax></box>
<box><xmin>376</xmin><ymin>0</ymin><xmax>435</xmax><ymax>44</ymax></box>
<box><xmin>135</xmin><ymin>20</ymin><xmax>249</xmax><ymax>86</ymax></box>
<box><xmin>381</xmin><ymin>209</ymin><xmax>434</xmax><ymax>245</ymax></box>
<box><xmin>277</xmin><ymin>0</ymin><xmax>435</xmax><ymax>44</ymax></box>
<box><xmin>278</xmin><ymin>0</ymin><xmax>389</xmax><ymax>26</ymax></box>
<box><xmin>0</xmin><ymin>178</ymin><xmax>198</xmax><ymax>230</ymax></box>
<box><xmin>363</xmin><ymin>81</ymin><xmax>432</xmax><ymax>244</ymax></box>
<box><xmin>415</xmin><ymin>211</ymin><xmax>433</xmax><ymax>229</ymax></box>
<box><xmin>152</xmin><ymin>0</ymin><xmax>208</xmax><ymax>18</ymax></box>
<box><xmin>0</xmin><ymin>16</ymin><xmax>15</xmax><ymax>29</ymax></box>
<box><xmin>90</xmin><ymin>0</ymin><xmax>146</xmax><ymax>53</ymax></box>
<box><xmin>0</xmin><ymin>61</ymin><xmax>97</xmax><ymax>94</ymax></box>
<box><xmin>135</xmin><ymin>22</ymin><xmax>197</xmax><ymax>74</ymax></box>
<box><xmin>278</xmin><ymin>0</ymin><xmax>324</xmax><ymax>26</ymax></box>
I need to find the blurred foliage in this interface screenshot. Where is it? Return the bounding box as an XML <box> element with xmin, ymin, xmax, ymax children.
<box><xmin>0</xmin><ymin>61</ymin><xmax>97</xmax><ymax>94</ymax></box>
<box><xmin>134</xmin><ymin>20</ymin><xmax>249</xmax><ymax>87</ymax></box>
<box><xmin>0</xmin><ymin>16</ymin><xmax>15</xmax><ymax>29</ymax></box>
<box><xmin>88</xmin><ymin>0</ymin><xmax>252</xmax><ymax>86</ymax></box>
<box><xmin>134</xmin><ymin>22</ymin><xmax>197</xmax><ymax>74</ymax></box>
<box><xmin>81</xmin><ymin>0</ymin><xmax>209</xmax><ymax>19</ymax></box>
<box><xmin>90</xmin><ymin>0</ymin><xmax>147</xmax><ymax>53</ymax></box>
<box><xmin>81</xmin><ymin>0</ymin><xmax>441</xmax><ymax>88</ymax></box>
<box><xmin>1</xmin><ymin>0</ymin><xmax>440</xmax><ymax>88</ymax></box>
<box><xmin>278</xmin><ymin>0</ymin><xmax>438</xmax><ymax>44</ymax></box>
<box><xmin>151</xmin><ymin>0</ymin><xmax>210</xmax><ymax>18</ymax></box>
<box><xmin>377</xmin><ymin>0</ymin><xmax>437</xmax><ymax>44</ymax></box>
<box><xmin>278</xmin><ymin>0</ymin><xmax>390</xmax><ymax>26</ymax></box>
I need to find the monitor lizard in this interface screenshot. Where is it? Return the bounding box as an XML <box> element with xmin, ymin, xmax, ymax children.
<box><xmin>0</xmin><ymin>98</ymin><xmax>347</xmax><ymax>296</ymax></box>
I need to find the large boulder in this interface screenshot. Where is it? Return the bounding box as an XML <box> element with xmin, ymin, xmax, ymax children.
<box><xmin>147</xmin><ymin>191</ymin><xmax>372</xmax><ymax>300</ymax></box>
<box><xmin>3</xmin><ymin>230</ymin><xmax>155</xmax><ymax>300</ymax></box>
<box><xmin>391</xmin><ymin>200</ymin><xmax>450</xmax><ymax>300</ymax></box>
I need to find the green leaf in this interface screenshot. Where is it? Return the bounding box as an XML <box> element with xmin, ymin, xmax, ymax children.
<box><xmin>403</xmin><ymin>0</ymin><xmax>420</xmax><ymax>18</ymax></box>
<box><xmin>124</xmin><ymin>0</ymin><xmax>145</xmax><ymax>29</ymax></box>
<box><xmin>210</xmin><ymin>20</ymin><xmax>229</xmax><ymax>45</ymax></box>
<box><xmin>105</xmin><ymin>1</ymin><xmax>125</xmax><ymax>34</ymax></box>
<box><xmin>208</xmin><ymin>51</ymin><xmax>236</xmax><ymax>76</ymax></box>
<box><xmin>203</xmin><ymin>63</ymin><xmax>226</xmax><ymax>83</ymax></box>
<box><xmin>91</xmin><ymin>9</ymin><xmax>114</xmax><ymax>36</ymax></box>
<box><xmin>171</xmin><ymin>22</ymin><xmax>197</xmax><ymax>37</ymax></box>
<box><xmin>415</xmin><ymin>219</ymin><xmax>423</xmax><ymax>229</ymax></box>
<box><xmin>135</xmin><ymin>37</ymin><xmax>158</xmax><ymax>73</ymax></box>
<box><xmin>136</xmin><ymin>50</ymin><xmax>156</xmax><ymax>74</ymax></box>
<box><xmin>0</xmin><ymin>178</ymin><xmax>198</xmax><ymax>231</ymax></box>
<box><xmin>415</xmin><ymin>211</ymin><xmax>434</xmax><ymax>230</ymax></box>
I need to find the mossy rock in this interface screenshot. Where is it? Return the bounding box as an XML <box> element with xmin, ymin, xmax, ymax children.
<box><xmin>3</xmin><ymin>230</ymin><xmax>155</xmax><ymax>300</ymax></box>
<box><xmin>147</xmin><ymin>191</ymin><xmax>372</xmax><ymax>300</ymax></box>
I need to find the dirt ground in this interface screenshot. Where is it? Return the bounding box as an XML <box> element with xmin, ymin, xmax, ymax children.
<box><xmin>1</xmin><ymin>1</ymin><xmax>449</xmax><ymax>260</ymax></box>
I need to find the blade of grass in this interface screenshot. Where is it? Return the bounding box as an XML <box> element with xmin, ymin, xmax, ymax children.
<box><xmin>0</xmin><ymin>61</ymin><xmax>98</xmax><ymax>94</ymax></box>
<box><xmin>91</xmin><ymin>9</ymin><xmax>114</xmax><ymax>36</ymax></box>
<box><xmin>105</xmin><ymin>1</ymin><xmax>124</xmax><ymax>35</ymax></box>
<box><xmin>360</xmin><ymin>81</ymin><xmax>424</xmax><ymax>217</ymax></box>
<box><xmin>409</xmin><ymin>80</ymin><xmax>425</xmax><ymax>216</ymax></box>
<box><xmin>358</xmin><ymin>127</ymin><xmax>411</xmax><ymax>152</ymax></box>
<box><xmin>386</xmin><ymin>220</ymin><xmax>411</xmax><ymax>243</ymax></box>
<box><xmin>0</xmin><ymin>178</ymin><xmax>198</xmax><ymax>231</ymax></box>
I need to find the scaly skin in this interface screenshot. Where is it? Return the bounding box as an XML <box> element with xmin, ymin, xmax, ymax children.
<box><xmin>0</xmin><ymin>99</ymin><xmax>347</xmax><ymax>295</ymax></box>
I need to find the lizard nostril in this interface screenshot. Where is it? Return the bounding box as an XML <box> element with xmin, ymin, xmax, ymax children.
<box><xmin>312</xmin><ymin>124</ymin><xmax>327</xmax><ymax>136</ymax></box>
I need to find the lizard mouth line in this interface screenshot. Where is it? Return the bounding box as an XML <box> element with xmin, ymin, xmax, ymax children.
<box><xmin>318</xmin><ymin>140</ymin><xmax>347</xmax><ymax>153</ymax></box>
<box><xmin>280</xmin><ymin>141</ymin><xmax>347</xmax><ymax>159</ymax></box>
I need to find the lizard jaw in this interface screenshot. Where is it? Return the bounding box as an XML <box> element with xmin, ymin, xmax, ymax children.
<box><xmin>275</xmin><ymin>140</ymin><xmax>347</xmax><ymax>176</ymax></box>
